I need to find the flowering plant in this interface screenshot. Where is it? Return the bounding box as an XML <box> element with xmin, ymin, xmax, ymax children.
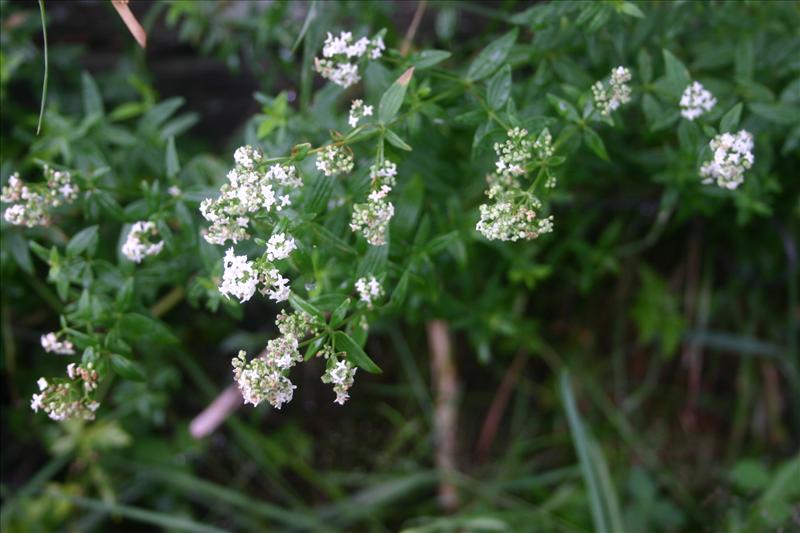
<box><xmin>2</xmin><ymin>1</ymin><xmax>798</xmax><ymax>531</ymax></box>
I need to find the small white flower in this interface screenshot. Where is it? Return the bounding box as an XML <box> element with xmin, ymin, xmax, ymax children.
<box><xmin>316</xmin><ymin>145</ymin><xmax>354</xmax><ymax>176</ymax></box>
<box><xmin>122</xmin><ymin>221</ymin><xmax>165</xmax><ymax>263</ymax></box>
<box><xmin>355</xmin><ymin>276</ymin><xmax>384</xmax><ymax>308</ymax></box>
<box><xmin>348</xmin><ymin>99</ymin><xmax>374</xmax><ymax>128</ymax></box>
<box><xmin>700</xmin><ymin>130</ymin><xmax>754</xmax><ymax>190</ymax></box>
<box><xmin>593</xmin><ymin>66</ymin><xmax>632</xmax><ymax>115</ymax></box>
<box><xmin>680</xmin><ymin>81</ymin><xmax>717</xmax><ymax>121</ymax></box>
<box><xmin>219</xmin><ymin>248</ymin><xmax>258</xmax><ymax>303</ymax></box>
<box><xmin>265</xmin><ymin>233</ymin><xmax>297</xmax><ymax>262</ymax></box>
<box><xmin>37</xmin><ymin>378</ymin><xmax>49</xmax><ymax>391</ymax></box>
<box><xmin>322</xmin><ymin>359</ymin><xmax>357</xmax><ymax>405</ymax></box>
<box><xmin>41</xmin><ymin>332</ymin><xmax>75</xmax><ymax>355</ymax></box>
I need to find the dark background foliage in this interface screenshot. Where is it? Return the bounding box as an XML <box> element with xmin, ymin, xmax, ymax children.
<box><xmin>1</xmin><ymin>1</ymin><xmax>798</xmax><ymax>531</ymax></box>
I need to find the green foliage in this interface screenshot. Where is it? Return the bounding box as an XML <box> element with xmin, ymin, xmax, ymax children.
<box><xmin>1</xmin><ymin>1</ymin><xmax>798</xmax><ymax>531</ymax></box>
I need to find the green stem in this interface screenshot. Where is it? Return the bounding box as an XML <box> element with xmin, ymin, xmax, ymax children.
<box><xmin>36</xmin><ymin>0</ymin><xmax>48</xmax><ymax>135</ymax></box>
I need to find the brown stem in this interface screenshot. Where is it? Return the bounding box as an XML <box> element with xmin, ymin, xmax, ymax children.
<box><xmin>475</xmin><ymin>350</ymin><xmax>527</xmax><ymax>462</ymax></box>
<box><xmin>427</xmin><ymin>319</ymin><xmax>459</xmax><ymax>512</ymax></box>
<box><xmin>400</xmin><ymin>0</ymin><xmax>427</xmax><ymax>57</ymax></box>
<box><xmin>189</xmin><ymin>384</ymin><xmax>243</xmax><ymax>439</ymax></box>
<box><xmin>111</xmin><ymin>0</ymin><xmax>147</xmax><ymax>48</ymax></box>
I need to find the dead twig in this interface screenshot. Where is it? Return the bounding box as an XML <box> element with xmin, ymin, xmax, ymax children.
<box><xmin>111</xmin><ymin>0</ymin><xmax>147</xmax><ymax>49</ymax></box>
<box><xmin>475</xmin><ymin>350</ymin><xmax>527</xmax><ymax>462</ymax></box>
<box><xmin>427</xmin><ymin>319</ymin><xmax>459</xmax><ymax>512</ymax></box>
<box><xmin>400</xmin><ymin>0</ymin><xmax>427</xmax><ymax>57</ymax></box>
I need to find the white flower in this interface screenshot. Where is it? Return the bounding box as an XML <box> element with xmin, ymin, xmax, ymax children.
<box><xmin>122</xmin><ymin>221</ymin><xmax>165</xmax><ymax>263</ymax></box>
<box><xmin>316</xmin><ymin>145</ymin><xmax>354</xmax><ymax>176</ymax></box>
<box><xmin>313</xmin><ymin>31</ymin><xmax>384</xmax><ymax>88</ymax></box>
<box><xmin>592</xmin><ymin>66</ymin><xmax>632</xmax><ymax>115</ymax></box>
<box><xmin>355</xmin><ymin>276</ymin><xmax>384</xmax><ymax>308</ymax></box>
<box><xmin>265</xmin><ymin>232</ymin><xmax>297</xmax><ymax>262</ymax></box>
<box><xmin>219</xmin><ymin>248</ymin><xmax>258</xmax><ymax>303</ymax></box>
<box><xmin>322</xmin><ymin>359</ymin><xmax>357</xmax><ymax>405</ymax></box>
<box><xmin>348</xmin><ymin>99</ymin><xmax>374</xmax><ymax>128</ymax></box>
<box><xmin>1</xmin><ymin>167</ymin><xmax>79</xmax><ymax>227</ymax></box>
<box><xmin>700</xmin><ymin>130</ymin><xmax>754</xmax><ymax>190</ymax></box>
<box><xmin>41</xmin><ymin>332</ymin><xmax>75</xmax><ymax>355</ymax></box>
<box><xmin>200</xmin><ymin>148</ymin><xmax>300</xmax><ymax>246</ymax></box>
<box><xmin>680</xmin><ymin>81</ymin><xmax>717</xmax><ymax>121</ymax></box>
<box><xmin>37</xmin><ymin>377</ymin><xmax>49</xmax><ymax>391</ymax></box>
<box><xmin>168</xmin><ymin>186</ymin><xmax>182</xmax><ymax>197</ymax></box>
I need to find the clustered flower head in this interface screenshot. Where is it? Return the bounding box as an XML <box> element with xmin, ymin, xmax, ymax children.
<box><xmin>219</xmin><ymin>247</ymin><xmax>292</xmax><ymax>304</ymax></box>
<box><xmin>265</xmin><ymin>232</ymin><xmax>296</xmax><ymax>262</ymax></box>
<box><xmin>321</xmin><ymin>359</ymin><xmax>357</xmax><ymax>405</ymax></box>
<box><xmin>348</xmin><ymin>99</ymin><xmax>373</xmax><ymax>128</ymax></box>
<box><xmin>355</xmin><ymin>276</ymin><xmax>384</xmax><ymax>309</ymax></box>
<box><xmin>700</xmin><ymin>130</ymin><xmax>755</xmax><ymax>190</ymax></box>
<box><xmin>121</xmin><ymin>221</ymin><xmax>165</xmax><ymax>263</ymax></box>
<box><xmin>316</xmin><ymin>145</ymin><xmax>354</xmax><ymax>176</ymax></box>
<box><xmin>680</xmin><ymin>81</ymin><xmax>717</xmax><ymax>121</ymax></box>
<box><xmin>41</xmin><ymin>332</ymin><xmax>75</xmax><ymax>355</ymax></box>
<box><xmin>350</xmin><ymin>159</ymin><xmax>397</xmax><ymax>245</ymax></box>
<box><xmin>313</xmin><ymin>31</ymin><xmax>385</xmax><ymax>88</ymax></box>
<box><xmin>1</xmin><ymin>167</ymin><xmax>79</xmax><ymax>227</ymax></box>
<box><xmin>592</xmin><ymin>66</ymin><xmax>633</xmax><ymax>116</ymax></box>
<box><xmin>30</xmin><ymin>363</ymin><xmax>100</xmax><ymax>421</ymax></box>
<box><xmin>232</xmin><ymin>311</ymin><xmax>317</xmax><ymax>409</ymax></box>
<box><xmin>477</xmin><ymin>129</ymin><xmax>556</xmax><ymax>242</ymax></box>
<box><xmin>200</xmin><ymin>145</ymin><xmax>301</xmax><ymax>245</ymax></box>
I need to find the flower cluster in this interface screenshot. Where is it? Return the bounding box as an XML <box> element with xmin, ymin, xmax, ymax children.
<box><xmin>219</xmin><ymin>248</ymin><xmax>292</xmax><ymax>304</ymax></box>
<box><xmin>592</xmin><ymin>66</ymin><xmax>633</xmax><ymax>116</ymax></box>
<box><xmin>700</xmin><ymin>130</ymin><xmax>755</xmax><ymax>190</ymax></box>
<box><xmin>313</xmin><ymin>31</ymin><xmax>385</xmax><ymax>88</ymax></box>
<box><xmin>200</xmin><ymin>146</ymin><xmax>301</xmax><ymax>245</ymax></box>
<box><xmin>316</xmin><ymin>145</ymin><xmax>354</xmax><ymax>176</ymax></box>
<box><xmin>121</xmin><ymin>221</ymin><xmax>165</xmax><ymax>263</ymax></box>
<box><xmin>231</xmin><ymin>311</ymin><xmax>316</xmax><ymax>409</ymax></box>
<box><xmin>348</xmin><ymin>99</ymin><xmax>374</xmax><ymax>128</ymax></box>
<box><xmin>265</xmin><ymin>232</ymin><xmax>296</xmax><ymax>262</ymax></box>
<box><xmin>30</xmin><ymin>363</ymin><xmax>100</xmax><ymax>421</ymax></box>
<box><xmin>355</xmin><ymin>276</ymin><xmax>384</xmax><ymax>309</ymax></box>
<box><xmin>1</xmin><ymin>167</ymin><xmax>79</xmax><ymax>227</ymax></box>
<box><xmin>41</xmin><ymin>332</ymin><xmax>75</xmax><ymax>355</ymax></box>
<box><xmin>350</xmin><ymin>160</ymin><xmax>397</xmax><ymax>245</ymax></box>
<box><xmin>494</xmin><ymin>127</ymin><xmax>532</xmax><ymax>177</ymax></box>
<box><xmin>477</xmin><ymin>129</ymin><xmax>556</xmax><ymax>242</ymax></box>
<box><xmin>680</xmin><ymin>81</ymin><xmax>717</xmax><ymax>121</ymax></box>
<box><xmin>321</xmin><ymin>359</ymin><xmax>357</xmax><ymax>405</ymax></box>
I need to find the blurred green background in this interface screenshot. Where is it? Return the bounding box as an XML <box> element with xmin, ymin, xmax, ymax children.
<box><xmin>1</xmin><ymin>1</ymin><xmax>798</xmax><ymax>531</ymax></box>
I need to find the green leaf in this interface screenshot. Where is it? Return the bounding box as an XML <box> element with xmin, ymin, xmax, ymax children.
<box><xmin>662</xmin><ymin>49</ymin><xmax>691</xmax><ymax>99</ymax></box>
<box><xmin>388</xmin><ymin>270</ymin><xmax>410</xmax><ymax>311</ymax></box>
<box><xmin>109</xmin><ymin>101</ymin><xmax>145</xmax><ymax>121</ymax></box>
<box><xmin>166</xmin><ymin>136</ymin><xmax>180</xmax><ymax>178</ymax></box>
<box><xmin>333</xmin><ymin>331</ymin><xmax>382</xmax><ymax>374</ymax></box>
<box><xmin>719</xmin><ymin>103</ymin><xmax>743</xmax><ymax>132</ymax></box>
<box><xmin>119</xmin><ymin>314</ymin><xmax>178</xmax><ymax>344</ymax></box>
<box><xmin>620</xmin><ymin>2</ymin><xmax>645</xmax><ymax>18</ymax></box>
<box><xmin>81</xmin><ymin>71</ymin><xmax>104</xmax><ymax>116</ymax></box>
<box><xmin>583</xmin><ymin>127</ymin><xmax>609</xmax><ymax>161</ymax></box>
<box><xmin>547</xmin><ymin>94</ymin><xmax>580</xmax><ymax>123</ymax></box>
<box><xmin>6</xmin><ymin>232</ymin><xmax>33</xmax><ymax>273</ymax></box>
<box><xmin>749</xmin><ymin>102</ymin><xmax>800</xmax><ymax>125</ymax></box>
<box><xmin>411</xmin><ymin>50</ymin><xmax>451</xmax><ymax>69</ymax></box>
<box><xmin>466</xmin><ymin>29</ymin><xmax>517</xmax><ymax>82</ymax></box>
<box><xmin>289</xmin><ymin>293</ymin><xmax>324</xmax><ymax>321</ymax></box>
<box><xmin>110</xmin><ymin>353</ymin><xmax>146</xmax><ymax>382</ymax></box>
<box><xmin>329</xmin><ymin>298</ymin><xmax>350</xmax><ymax>328</ymax></box>
<box><xmin>487</xmin><ymin>64</ymin><xmax>512</xmax><ymax>110</ymax></box>
<box><xmin>304</xmin><ymin>173</ymin><xmax>334</xmax><ymax>216</ymax></box>
<box><xmin>385</xmin><ymin>129</ymin><xmax>412</xmax><ymax>151</ymax></box>
<box><xmin>66</xmin><ymin>226</ymin><xmax>99</xmax><ymax>258</ymax></box>
<box><xmin>379</xmin><ymin>68</ymin><xmax>415</xmax><ymax>123</ymax></box>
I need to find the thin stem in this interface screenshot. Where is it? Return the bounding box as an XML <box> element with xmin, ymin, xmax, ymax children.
<box><xmin>36</xmin><ymin>0</ymin><xmax>48</xmax><ymax>135</ymax></box>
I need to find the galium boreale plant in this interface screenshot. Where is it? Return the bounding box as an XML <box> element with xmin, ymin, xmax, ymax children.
<box><xmin>3</xmin><ymin>1</ymin><xmax>782</xmax><ymax>426</ymax></box>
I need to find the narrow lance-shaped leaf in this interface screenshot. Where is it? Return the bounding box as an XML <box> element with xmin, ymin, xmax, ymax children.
<box><xmin>379</xmin><ymin>67</ymin><xmax>415</xmax><ymax>124</ymax></box>
<box><xmin>334</xmin><ymin>331</ymin><xmax>382</xmax><ymax>374</ymax></box>
<box><xmin>466</xmin><ymin>29</ymin><xmax>517</xmax><ymax>82</ymax></box>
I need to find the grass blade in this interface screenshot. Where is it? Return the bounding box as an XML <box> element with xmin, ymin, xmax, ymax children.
<box><xmin>36</xmin><ymin>0</ymin><xmax>48</xmax><ymax>135</ymax></box>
